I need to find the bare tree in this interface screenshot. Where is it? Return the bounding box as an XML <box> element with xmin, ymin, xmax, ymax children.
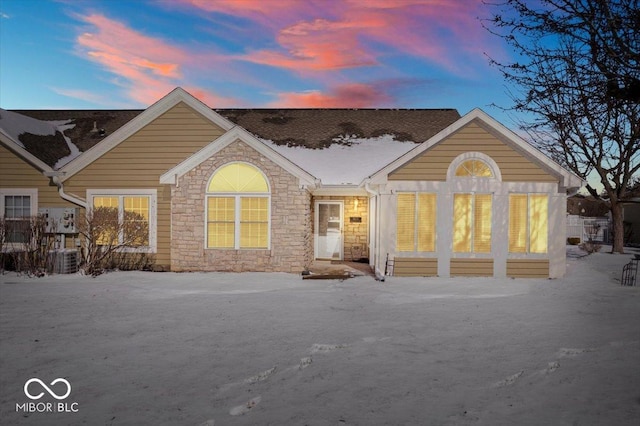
<box><xmin>485</xmin><ymin>0</ymin><xmax>640</xmax><ymax>253</ymax></box>
<box><xmin>0</xmin><ymin>217</ymin><xmax>6</xmax><ymax>273</ymax></box>
<box><xmin>9</xmin><ymin>215</ymin><xmax>53</xmax><ymax>277</ymax></box>
<box><xmin>77</xmin><ymin>206</ymin><xmax>150</xmax><ymax>276</ymax></box>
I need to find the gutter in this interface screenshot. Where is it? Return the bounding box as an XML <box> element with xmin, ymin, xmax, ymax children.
<box><xmin>567</xmin><ymin>187</ymin><xmax>582</xmax><ymax>197</ymax></box>
<box><xmin>45</xmin><ymin>173</ymin><xmax>87</xmax><ymax>208</ymax></box>
<box><xmin>363</xmin><ymin>179</ymin><xmax>385</xmax><ymax>281</ymax></box>
<box><xmin>363</xmin><ymin>179</ymin><xmax>378</xmax><ymax>197</ymax></box>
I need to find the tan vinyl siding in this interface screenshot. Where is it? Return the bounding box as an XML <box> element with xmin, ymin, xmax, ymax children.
<box><xmin>506</xmin><ymin>259</ymin><xmax>550</xmax><ymax>278</ymax></box>
<box><xmin>389</xmin><ymin>121</ymin><xmax>558</xmax><ymax>182</ymax></box>
<box><xmin>393</xmin><ymin>257</ymin><xmax>438</xmax><ymax>277</ymax></box>
<box><xmin>0</xmin><ymin>145</ymin><xmax>71</xmax><ymax>208</ymax></box>
<box><xmin>64</xmin><ymin>102</ymin><xmax>227</xmax><ymax>267</ymax></box>
<box><xmin>450</xmin><ymin>258</ymin><xmax>494</xmax><ymax>277</ymax></box>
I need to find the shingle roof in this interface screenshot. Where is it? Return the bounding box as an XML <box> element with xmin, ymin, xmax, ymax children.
<box><xmin>3</xmin><ymin>108</ymin><xmax>460</xmax><ymax>170</ymax></box>
<box><xmin>10</xmin><ymin>109</ymin><xmax>143</xmax><ymax>152</ymax></box>
<box><xmin>216</xmin><ymin>109</ymin><xmax>461</xmax><ymax>148</ymax></box>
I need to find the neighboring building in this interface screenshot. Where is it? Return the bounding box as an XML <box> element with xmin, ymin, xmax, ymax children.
<box><xmin>623</xmin><ymin>198</ymin><xmax>640</xmax><ymax>244</ymax></box>
<box><xmin>0</xmin><ymin>88</ymin><xmax>583</xmax><ymax>278</ymax></box>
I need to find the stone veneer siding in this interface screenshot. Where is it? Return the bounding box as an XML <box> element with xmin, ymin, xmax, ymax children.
<box><xmin>170</xmin><ymin>139</ymin><xmax>312</xmax><ymax>273</ymax></box>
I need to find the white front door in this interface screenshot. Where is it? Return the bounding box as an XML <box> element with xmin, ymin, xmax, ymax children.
<box><xmin>314</xmin><ymin>201</ymin><xmax>343</xmax><ymax>260</ymax></box>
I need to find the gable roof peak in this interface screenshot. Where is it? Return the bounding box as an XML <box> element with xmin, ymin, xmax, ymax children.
<box><xmin>58</xmin><ymin>87</ymin><xmax>234</xmax><ymax>180</ymax></box>
<box><xmin>368</xmin><ymin>107</ymin><xmax>584</xmax><ymax>190</ymax></box>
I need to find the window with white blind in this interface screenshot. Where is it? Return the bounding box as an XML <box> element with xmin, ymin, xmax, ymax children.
<box><xmin>509</xmin><ymin>194</ymin><xmax>548</xmax><ymax>253</ymax></box>
<box><xmin>206</xmin><ymin>162</ymin><xmax>270</xmax><ymax>249</ymax></box>
<box><xmin>453</xmin><ymin>193</ymin><xmax>492</xmax><ymax>253</ymax></box>
<box><xmin>0</xmin><ymin>189</ymin><xmax>37</xmax><ymax>245</ymax></box>
<box><xmin>396</xmin><ymin>192</ymin><xmax>436</xmax><ymax>252</ymax></box>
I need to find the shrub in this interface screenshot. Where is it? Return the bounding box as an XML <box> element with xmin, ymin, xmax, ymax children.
<box><xmin>77</xmin><ymin>206</ymin><xmax>152</xmax><ymax>276</ymax></box>
<box><xmin>0</xmin><ymin>215</ymin><xmax>54</xmax><ymax>277</ymax></box>
<box><xmin>579</xmin><ymin>241</ymin><xmax>602</xmax><ymax>254</ymax></box>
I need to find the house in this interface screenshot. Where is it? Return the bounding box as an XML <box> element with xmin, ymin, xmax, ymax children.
<box><xmin>0</xmin><ymin>88</ymin><xmax>583</xmax><ymax>278</ymax></box>
<box><xmin>622</xmin><ymin>198</ymin><xmax>640</xmax><ymax>244</ymax></box>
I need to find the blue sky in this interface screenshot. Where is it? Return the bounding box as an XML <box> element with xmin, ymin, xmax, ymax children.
<box><xmin>0</xmin><ymin>0</ymin><xmax>523</xmax><ymax>122</ymax></box>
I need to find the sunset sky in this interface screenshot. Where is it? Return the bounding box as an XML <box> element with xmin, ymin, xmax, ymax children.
<box><xmin>0</xmin><ymin>0</ymin><xmax>520</xmax><ymax>123</ymax></box>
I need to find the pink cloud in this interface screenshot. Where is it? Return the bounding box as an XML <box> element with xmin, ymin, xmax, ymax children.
<box><xmin>244</xmin><ymin>18</ymin><xmax>382</xmax><ymax>71</ymax></box>
<box><xmin>78</xmin><ymin>14</ymin><xmax>186</xmax><ymax>78</ymax></box>
<box><xmin>268</xmin><ymin>83</ymin><xmax>394</xmax><ymax>108</ymax></box>
<box><xmin>173</xmin><ymin>0</ymin><xmax>319</xmax><ymax>27</ymax></box>
<box><xmin>70</xmin><ymin>1</ymin><xmax>496</xmax><ymax>108</ymax></box>
<box><xmin>74</xmin><ymin>13</ymin><xmax>237</xmax><ymax>107</ymax></box>
<box><xmin>179</xmin><ymin>0</ymin><xmax>489</xmax><ymax>75</ymax></box>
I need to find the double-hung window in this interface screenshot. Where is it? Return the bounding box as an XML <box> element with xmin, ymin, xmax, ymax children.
<box><xmin>88</xmin><ymin>190</ymin><xmax>157</xmax><ymax>251</ymax></box>
<box><xmin>396</xmin><ymin>192</ymin><xmax>436</xmax><ymax>252</ymax></box>
<box><xmin>509</xmin><ymin>194</ymin><xmax>548</xmax><ymax>253</ymax></box>
<box><xmin>1</xmin><ymin>189</ymin><xmax>37</xmax><ymax>245</ymax></box>
<box><xmin>453</xmin><ymin>193</ymin><xmax>492</xmax><ymax>253</ymax></box>
<box><xmin>206</xmin><ymin>163</ymin><xmax>270</xmax><ymax>249</ymax></box>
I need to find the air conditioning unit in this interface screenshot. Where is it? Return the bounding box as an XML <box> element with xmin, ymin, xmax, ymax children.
<box><xmin>48</xmin><ymin>250</ymin><xmax>79</xmax><ymax>274</ymax></box>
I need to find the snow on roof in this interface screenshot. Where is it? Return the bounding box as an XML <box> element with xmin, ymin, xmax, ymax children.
<box><xmin>0</xmin><ymin>109</ymin><xmax>82</xmax><ymax>170</ymax></box>
<box><xmin>262</xmin><ymin>134</ymin><xmax>419</xmax><ymax>185</ymax></box>
<box><xmin>7</xmin><ymin>107</ymin><xmax>460</xmax><ymax>176</ymax></box>
<box><xmin>0</xmin><ymin>108</ymin><xmax>60</xmax><ymax>147</ymax></box>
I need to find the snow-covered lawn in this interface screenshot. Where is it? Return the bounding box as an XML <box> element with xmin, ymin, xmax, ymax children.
<box><xmin>1</xmin><ymin>247</ymin><xmax>639</xmax><ymax>425</ymax></box>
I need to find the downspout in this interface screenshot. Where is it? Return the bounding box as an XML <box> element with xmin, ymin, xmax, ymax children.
<box><xmin>364</xmin><ymin>179</ymin><xmax>385</xmax><ymax>281</ymax></box>
<box><xmin>48</xmin><ymin>174</ymin><xmax>87</xmax><ymax>208</ymax></box>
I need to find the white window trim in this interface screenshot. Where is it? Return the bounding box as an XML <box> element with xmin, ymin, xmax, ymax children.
<box><xmin>205</xmin><ymin>193</ymin><xmax>272</xmax><ymax>250</ymax></box>
<box><xmin>508</xmin><ymin>193</ymin><xmax>549</xmax><ymax>256</ymax></box>
<box><xmin>87</xmin><ymin>189</ymin><xmax>157</xmax><ymax>253</ymax></box>
<box><xmin>0</xmin><ymin>188</ymin><xmax>38</xmax><ymax>217</ymax></box>
<box><xmin>396</xmin><ymin>192</ymin><xmax>437</xmax><ymax>254</ymax></box>
<box><xmin>447</xmin><ymin>152</ymin><xmax>502</xmax><ymax>182</ymax></box>
<box><xmin>452</xmin><ymin>192</ymin><xmax>493</xmax><ymax>256</ymax></box>
<box><xmin>0</xmin><ymin>188</ymin><xmax>38</xmax><ymax>250</ymax></box>
<box><xmin>205</xmin><ymin>162</ymin><xmax>272</xmax><ymax>250</ymax></box>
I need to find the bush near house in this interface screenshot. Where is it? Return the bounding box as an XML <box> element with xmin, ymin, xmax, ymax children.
<box><xmin>579</xmin><ymin>241</ymin><xmax>602</xmax><ymax>253</ymax></box>
<box><xmin>0</xmin><ymin>215</ymin><xmax>54</xmax><ymax>276</ymax></box>
<box><xmin>77</xmin><ymin>206</ymin><xmax>152</xmax><ymax>276</ymax></box>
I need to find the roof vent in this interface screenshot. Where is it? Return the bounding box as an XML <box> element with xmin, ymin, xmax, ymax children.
<box><xmin>98</xmin><ymin>128</ymin><xmax>106</xmax><ymax>137</ymax></box>
<box><xmin>91</xmin><ymin>121</ymin><xmax>98</xmax><ymax>133</ymax></box>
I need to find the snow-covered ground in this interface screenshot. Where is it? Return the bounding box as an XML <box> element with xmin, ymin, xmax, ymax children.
<box><xmin>1</xmin><ymin>246</ymin><xmax>639</xmax><ymax>425</ymax></box>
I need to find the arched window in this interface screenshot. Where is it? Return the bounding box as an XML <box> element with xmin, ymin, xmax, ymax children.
<box><xmin>206</xmin><ymin>163</ymin><xmax>270</xmax><ymax>249</ymax></box>
<box><xmin>449</xmin><ymin>156</ymin><xmax>496</xmax><ymax>254</ymax></box>
<box><xmin>455</xmin><ymin>159</ymin><xmax>494</xmax><ymax>178</ymax></box>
